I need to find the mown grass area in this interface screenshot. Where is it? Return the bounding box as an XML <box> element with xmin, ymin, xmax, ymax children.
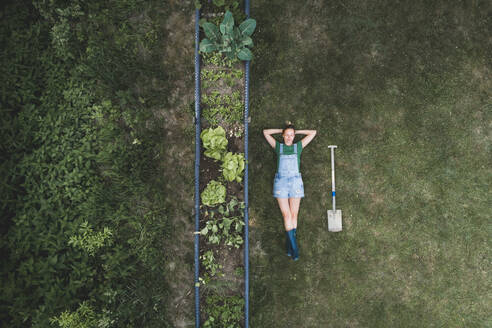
<box><xmin>247</xmin><ymin>0</ymin><xmax>491</xmax><ymax>326</ymax></box>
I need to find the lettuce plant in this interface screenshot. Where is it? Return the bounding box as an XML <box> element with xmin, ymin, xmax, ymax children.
<box><xmin>221</xmin><ymin>152</ymin><xmax>244</xmax><ymax>182</ymax></box>
<box><xmin>199</xmin><ymin>10</ymin><xmax>256</xmax><ymax>61</ymax></box>
<box><xmin>201</xmin><ymin>180</ymin><xmax>226</xmax><ymax>207</ymax></box>
<box><xmin>200</xmin><ymin>126</ymin><xmax>228</xmax><ymax>161</ymax></box>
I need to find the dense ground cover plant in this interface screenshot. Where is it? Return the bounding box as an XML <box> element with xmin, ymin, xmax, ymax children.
<box><xmin>1</xmin><ymin>0</ymin><xmax>175</xmax><ymax>326</ymax></box>
<box><xmin>68</xmin><ymin>221</ymin><xmax>114</xmax><ymax>256</ymax></box>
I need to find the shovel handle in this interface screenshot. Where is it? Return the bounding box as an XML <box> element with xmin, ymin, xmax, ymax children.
<box><xmin>328</xmin><ymin>145</ymin><xmax>337</xmax><ymax>211</ymax></box>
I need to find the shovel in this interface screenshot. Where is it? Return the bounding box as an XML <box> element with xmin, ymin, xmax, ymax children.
<box><xmin>327</xmin><ymin>145</ymin><xmax>342</xmax><ymax>232</ymax></box>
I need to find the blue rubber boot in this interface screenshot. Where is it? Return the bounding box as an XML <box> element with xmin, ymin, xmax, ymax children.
<box><xmin>286</xmin><ymin>234</ymin><xmax>293</xmax><ymax>257</ymax></box>
<box><xmin>286</xmin><ymin>229</ymin><xmax>299</xmax><ymax>261</ymax></box>
<box><xmin>293</xmin><ymin>227</ymin><xmax>298</xmax><ymax>253</ymax></box>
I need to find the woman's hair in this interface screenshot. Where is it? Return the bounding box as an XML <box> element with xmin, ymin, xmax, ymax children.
<box><xmin>282</xmin><ymin>121</ymin><xmax>295</xmax><ymax>135</ymax></box>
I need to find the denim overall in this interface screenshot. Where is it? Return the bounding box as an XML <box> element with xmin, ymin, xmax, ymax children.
<box><xmin>273</xmin><ymin>143</ymin><xmax>304</xmax><ymax>198</ymax></box>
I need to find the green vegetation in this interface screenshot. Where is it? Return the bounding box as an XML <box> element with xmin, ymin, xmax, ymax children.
<box><xmin>203</xmin><ymin>294</ymin><xmax>245</xmax><ymax>328</ymax></box>
<box><xmin>201</xmin><ymin>180</ymin><xmax>227</xmax><ymax>207</ymax></box>
<box><xmin>200</xmin><ymin>250</ymin><xmax>224</xmax><ymax>278</ymax></box>
<box><xmin>202</xmin><ymin>90</ymin><xmax>244</xmax><ymax>126</ymax></box>
<box><xmin>199</xmin><ymin>10</ymin><xmax>256</xmax><ymax>60</ymax></box>
<box><xmin>202</xmin><ymin>51</ymin><xmax>239</xmax><ymax>68</ymax></box>
<box><xmin>1</xmin><ymin>0</ymin><xmax>189</xmax><ymax>326</ymax></box>
<box><xmin>68</xmin><ymin>221</ymin><xmax>114</xmax><ymax>256</ymax></box>
<box><xmin>196</xmin><ymin>1</ymin><xmax>247</xmax><ymax>26</ymax></box>
<box><xmin>201</xmin><ymin>197</ymin><xmax>246</xmax><ymax>248</ymax></box>
<box><xmin>200</xmin><ymin>53</ymin><xmax>244</xmax><ymax>127</ymax></box>
<box><xmin>201</xmin><ymin>126</ymin><xmax>229</xmax><ymax>160</ymax></box>
<box><xmin>195</xmin><ymin>0</ymin><xmax>241</xmax><ymax>12</ymax></box>
<box><xmin>49</xmin><ymin>301</ymin><xmax>113</xmax><ymax>328</ymax></box>
<box><xmin>221</xmin><ymin>152</ymin><xmax>245</xmax><ymax>182</ymax></box>
<box><xmin>202</xmin><ymin>68</ymin><xmax>243</xmax><ymax>87</ymax></box>
<box><xmin>200</xmin><ymin>211</ymin><xmax>245</xmax><ymax>248</ymax></box>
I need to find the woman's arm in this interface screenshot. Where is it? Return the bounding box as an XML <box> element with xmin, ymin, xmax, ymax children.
<box><xmin>263</xmin><ymin>129</ymin><xmax>282</xmax><ymax>149</ymax></box>
<box><xmin>296</xmin><ymin>130</ymin><xmax>317</xmax><ymax>148</ymax></box>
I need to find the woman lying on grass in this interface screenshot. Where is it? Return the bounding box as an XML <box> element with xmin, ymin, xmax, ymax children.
<box><xmin>263</xmin><ymin>122</ymin><xmax>317</xmax><ymax>261</ymax></box>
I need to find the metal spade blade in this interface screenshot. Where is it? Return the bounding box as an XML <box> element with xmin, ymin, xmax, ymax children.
<box><xmin>327</xmin><ymin>145</ymin><xmax>342</xmax><ymax>232</ymax></box>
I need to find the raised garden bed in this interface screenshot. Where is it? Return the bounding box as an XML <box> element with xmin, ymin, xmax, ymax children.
<box><xmin>195</xmin><ymin>1</ymin><xmax>255</xmax><ymax>326</ymax></box>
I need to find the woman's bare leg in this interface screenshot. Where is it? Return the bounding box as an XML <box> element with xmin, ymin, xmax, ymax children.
<box><xmin>276</xmin><ymin>198</ymin><xmax>293</xmax><ymax>231</ymax></box>
<box><xmin>289</xmin><ymin>197</ymin><xmax>301</xmax><ymax>229</ymax></box>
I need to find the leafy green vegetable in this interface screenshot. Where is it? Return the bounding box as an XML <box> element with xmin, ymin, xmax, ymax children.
<box><xmin>201</xmin><ymin>180</ymin><xmax>226</xmax><ymax>207</ymax></box>
<box><xmin>200</xmin><ymin>250</ymin><xmax>223</xmax><ymax>277</ymax></box>
<box><xmin>239</xmin><ymin>18</ymin><xmax>256</xmax><ymax>37</ymax></box>
<box><xmin>199</xmin><ymin>10</ymin><xmax>256</xmax><ymax>61</ymax></box>
<box><xmin>221</xmin><ymin>152</ymin><xmax>245</xmax><ymax>182</ymax></box>
<box><xmin>200</xmin><ymin>126</ymin><xmax>228</xmax><ymax>161</ymax></box>
<box><xmin>202</xmin><ymin>90</ymin><xmax>243</xmax><ymax>126</ymax></box>
<box><xmin>201</xmin><ymin>197</ymin><xmax>245</xmax><ymax>248</ymax></box>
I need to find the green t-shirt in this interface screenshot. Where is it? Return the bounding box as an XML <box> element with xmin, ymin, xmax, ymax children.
<box><xmin>275</xmin><ymin>140</ymin><xmax>303</xmax><ymax>172</ymax></box>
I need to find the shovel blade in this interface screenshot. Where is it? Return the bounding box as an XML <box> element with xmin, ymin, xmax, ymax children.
<box><xmin>327</xmin><ymin>210</ymin><xmax>342</xmax><ymax>232</ymax></box>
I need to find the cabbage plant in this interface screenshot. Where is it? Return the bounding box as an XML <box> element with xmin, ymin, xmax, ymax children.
<box><xmin>201</xmin><ymin>180</ymin><xmax>226</xmax><ymax>207</ymax></box>
<box><xmin>200</xmin><ymin>126</ymin><xmax>228</xmax><ymax>161</ymax></box>
<box><xmin>221</xmin><ymin>152</ymin><xmax>245</xmax><ymax>182</ymax></box>
<box><xmin>199</xmin><ymin>10</ymin><xmax>256</xmax><ymax>61</ymax></box>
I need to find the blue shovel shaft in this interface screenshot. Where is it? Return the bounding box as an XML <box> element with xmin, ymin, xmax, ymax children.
<box><xmin>328</xmin><ymin>145</ymin><xmax>337</xmax><ymax>211</ymax></box>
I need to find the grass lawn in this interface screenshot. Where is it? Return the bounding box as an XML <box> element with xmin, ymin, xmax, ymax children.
<box><xmin>246</xmin><ymin>0</ymin><xmax>491</xmax><ymax>326</ymax></box>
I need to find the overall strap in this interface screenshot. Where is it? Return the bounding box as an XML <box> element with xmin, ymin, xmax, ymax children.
<box><xmin>280</xmin><ymin>143</ymin><xmax>297</xmax><ymax>155</ymax></box>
